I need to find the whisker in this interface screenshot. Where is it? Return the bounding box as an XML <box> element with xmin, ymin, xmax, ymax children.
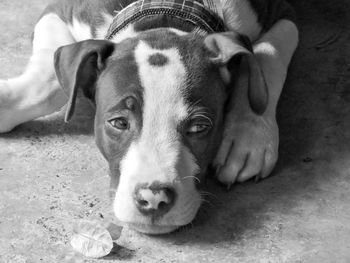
<box><xmin>182</xmin><ymin>175</ymin><xmax>201</xmax><ymax>183</ymax></box>
<box><xmin>200</xmin><ymin>199</ymin><xmax>212</xmax><ymax>205</ymax></box>
<box><xmin>201</xmin><ymin>191</ymin><xmax>219</xmax><ymax>200</ymax></box>
<box><xmin>200</xmin><ymin>197</ymin><xmax>214</xmax><ymax>207</ymax></box>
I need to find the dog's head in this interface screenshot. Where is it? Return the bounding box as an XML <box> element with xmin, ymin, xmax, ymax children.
<box><xmin>54</xmin><ymin>29</ymin><xmax>267</xmax><ymax>234</ymax></box>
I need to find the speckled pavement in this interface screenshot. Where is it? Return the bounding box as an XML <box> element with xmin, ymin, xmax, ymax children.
<box><xmin>1</xmin><ymin>0</ymin><xmax>350</xmax><ymax>262</ymax></box>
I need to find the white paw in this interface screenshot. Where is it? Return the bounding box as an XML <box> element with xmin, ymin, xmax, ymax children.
<box><xmin>213</xmin><ymin>113</ymin><xmax>279</xmax><ymax>187</ymax></box>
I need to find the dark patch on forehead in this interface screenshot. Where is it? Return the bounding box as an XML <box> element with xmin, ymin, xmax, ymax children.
<box><xmin>148</xmin><ymin>53</ymin><xmax>169</xmax><ymax>67</ymax></box>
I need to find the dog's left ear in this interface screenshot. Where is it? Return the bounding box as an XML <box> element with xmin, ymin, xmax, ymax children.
<box><xmin>204</xmin><ymin>32</ymin><xmax>268</xmax><ymax>115</ymax></box>
<box><xmin>54</xmin><ymin>40</ymin><xmax>115</xmax><ymax>122</ymax></box>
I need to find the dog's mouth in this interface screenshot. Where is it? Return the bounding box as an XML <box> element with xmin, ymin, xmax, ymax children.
<box><xmin>114</xmin><ymin>193</ymin><xmax>202</xmax><ymax>234</ymax></box>
<box><xmin>116</xmin><ymin>203</ymin><xmax>201</xmax><ymax>234</ymax></box>
<box><xmin>126</xmin><ymin>222</ymin><xmax>179</xmax><ymax>235</ymax></box>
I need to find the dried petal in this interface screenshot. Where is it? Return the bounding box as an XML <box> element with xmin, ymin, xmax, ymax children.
<box><xmin>70</xmin><ymin>221</ymin><xmax>113</xmax><ymax>258</ymax></box>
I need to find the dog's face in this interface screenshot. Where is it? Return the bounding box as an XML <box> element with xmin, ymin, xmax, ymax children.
<box><xmin>95</xmin><ymin>31</ymin><xmax>226</xmax><ymax>234</ymax></box>
<box><xmin>54</xmin><ymin>29</ymin><xmax>267</xmax><ymax>234</ymax></box>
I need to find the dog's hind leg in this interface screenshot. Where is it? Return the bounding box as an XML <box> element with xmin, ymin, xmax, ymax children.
<box><xmin>0</xmin><ymin>13</ymin><xmax>75</xmax><ymax>133</ymax></box>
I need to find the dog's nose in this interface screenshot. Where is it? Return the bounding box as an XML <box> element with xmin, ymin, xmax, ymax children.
<box><xmin>134</xmin><ymin>184</ymin><xmax>176</xmax><ymax>216</ymax></box>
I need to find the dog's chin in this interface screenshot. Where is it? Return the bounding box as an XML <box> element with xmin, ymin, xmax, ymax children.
<box><xmin>126</xmin><ymin>223</ymin><xmax>180</xmax><ymax>235</ymax></box>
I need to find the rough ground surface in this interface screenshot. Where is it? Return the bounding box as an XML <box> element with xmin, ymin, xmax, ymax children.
<box><xmin>1</xmin><ymin>0</ymin><xmax>350</xmax><ymax>262</ymax></box>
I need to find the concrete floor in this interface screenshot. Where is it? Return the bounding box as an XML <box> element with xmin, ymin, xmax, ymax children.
<box><xmin>1</xmin><ymin>0</ymin><xmax>350</xmax><ymax>262</ymax></box>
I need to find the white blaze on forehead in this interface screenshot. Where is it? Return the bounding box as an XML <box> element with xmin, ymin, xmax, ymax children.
<box><xmin>133</xmin><ymin>41</ymin><xmax>188</xmax><ymax>169</ymax></box>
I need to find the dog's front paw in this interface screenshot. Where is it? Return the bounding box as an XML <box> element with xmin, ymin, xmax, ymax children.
<box><xmin>213</xmin><ymin>113</ymin><xmax>279</xmax><ymax>187</ymax></box>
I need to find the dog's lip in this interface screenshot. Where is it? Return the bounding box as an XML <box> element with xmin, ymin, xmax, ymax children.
<box><xmin>126</xmin><ymin>222</ymin><xmax>179</xmax><ymax>235</ymax></box>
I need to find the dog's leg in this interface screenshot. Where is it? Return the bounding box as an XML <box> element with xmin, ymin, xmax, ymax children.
<box><xmin>0</xmin><ymin>13</ymin><xmax>75</xmax><ymax>132</ymax></box>
<box><xmin>214</xmin><ymin>19</ymin><xmax>299</xmax><ymax>186</ymax></box>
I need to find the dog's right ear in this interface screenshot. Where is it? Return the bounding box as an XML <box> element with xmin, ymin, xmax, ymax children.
<box><xmin>54</xmin><ymin>40</ymin><xmax>115</xmax><ymax>122</ymax></box>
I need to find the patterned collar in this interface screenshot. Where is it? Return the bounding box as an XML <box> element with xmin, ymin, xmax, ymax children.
<box><xmin>105</xmin><ymin>0</ymin><xmax>226</xmax><ymax>40</ymax></box>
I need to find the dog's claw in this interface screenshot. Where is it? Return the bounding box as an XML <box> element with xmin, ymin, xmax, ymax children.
<box><xmin>226</xmin><ymin>183</ymin><xmax>233</xmax><ymax>191</ymax></box>
<box><xmin>254</xmin><ymin>174</ymin><xmax>262</xmax><ymax>183</ymax></box>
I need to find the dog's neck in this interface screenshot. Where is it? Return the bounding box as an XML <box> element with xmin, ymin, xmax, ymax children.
<box><xmin>106</xmin><ymin>0</ymin><xmax>226</xmax><ymax>40</ymax></box>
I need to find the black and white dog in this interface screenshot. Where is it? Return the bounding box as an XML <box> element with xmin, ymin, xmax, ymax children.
<box><xmin>0</xmin><ymin>0</ymin><xmax>298</xmax><ymax>234</ymax></box>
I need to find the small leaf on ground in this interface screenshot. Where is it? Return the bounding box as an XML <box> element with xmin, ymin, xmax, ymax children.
<box><xmin>71</xmin><ymin>220</ymin><xmax>121</xmax><ymax>258</ymax></box>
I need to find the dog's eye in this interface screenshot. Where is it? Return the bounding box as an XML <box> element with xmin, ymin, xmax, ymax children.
<box><xmin>187</xmin><ymin>123</ymin><xmax>210</xmax><ymax>135</ymax></box>
<box><xmin>108</xmin><ymin>117</ymin><xmax>129</xmax><ymax>130</ymax></box>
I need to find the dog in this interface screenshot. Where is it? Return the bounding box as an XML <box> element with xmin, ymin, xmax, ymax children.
<box><xmin>0</xmin><ymin>0</ymin><xmax>298</xmax><ymax>234</ymax></box>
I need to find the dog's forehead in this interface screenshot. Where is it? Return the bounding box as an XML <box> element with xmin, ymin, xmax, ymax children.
<box><xmin>133</xmin><ymin>29</ymin><xmax>213</xmax><ymax>75</ymax></box>
<box><xmin>134</xmin><ymin>38</ymin><xmax>189</xmax><ymax>144</ymax></box>
<box><xmin>98</xmin><ymin>29</ymin><xmax>222</xmax><ymax>113</ymax></box>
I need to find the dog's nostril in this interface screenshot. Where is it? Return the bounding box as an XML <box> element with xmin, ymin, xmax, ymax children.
<box><xmin>134</xmin><ymin>184</ymin><xmax>176</xmax><ymax>216</ymax></box>
<box><xmin>158</xmin><ymin>201</ymin><xmax>168</xmax><ymax>210</ymax></box>
<box><xmin>137</xmin><ymin>199</ymin><xmax>149</xmax><ymax>207</ymax></box>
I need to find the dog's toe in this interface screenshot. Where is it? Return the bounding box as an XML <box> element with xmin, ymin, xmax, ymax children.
<box><xmin>214</xmin><ymin>113</ymin><xmax>279</xmax><ymax>187</ymax></box>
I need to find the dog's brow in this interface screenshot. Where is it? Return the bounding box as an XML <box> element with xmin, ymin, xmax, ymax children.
<box><xmin>188</xmin><ymin>105</ymin><xmax>214</xmax><ymax>118</ymax></box>
<box><xmin>105</xmin><ymin>93</ymin><xmax>142</xmax><ymax>114</ymax></box>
